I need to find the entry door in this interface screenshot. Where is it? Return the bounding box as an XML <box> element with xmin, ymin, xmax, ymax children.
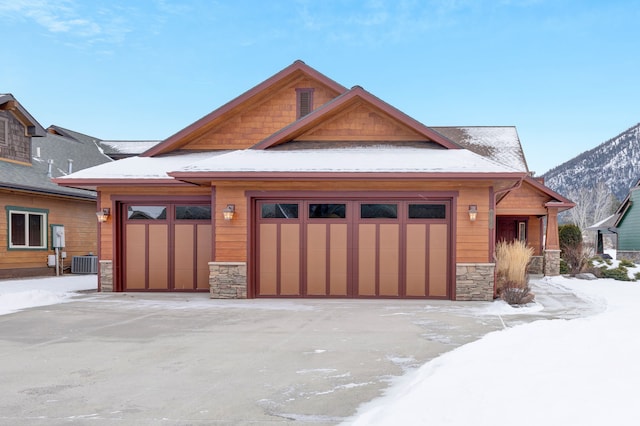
<box><xmin>122</xmin><ymin>203</ymin><xmax>212</xmax><ymax>291</ymax></box>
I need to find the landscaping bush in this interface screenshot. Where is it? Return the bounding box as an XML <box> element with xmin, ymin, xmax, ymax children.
<box><xmin>495</xmin><ymin>240</ymin><xmax>534</xmax><ymax>305</ymax></box>
<box><xmin>559</xmin><ymin>224</ymin><xmax>582</xmax><ymax>248</ymax></box>
<box><xmin>619</xmin><ymin>259</ymin><xmax>636</xmax><ymax>268</ymax></box>
<box><xmin>559</xmin><ymin>224</ymin><xmax>586</xmax><ymax>275</ymax></box>
<box><xmin>599</xmin><ymin>266</ymin><xmax>632</xmax><ymax>281</ymax></box>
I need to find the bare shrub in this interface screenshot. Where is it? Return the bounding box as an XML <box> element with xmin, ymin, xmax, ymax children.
<box><xmin>495</xmin><ymin>240</ymin><xmax>534</xmax><ymax>305</ymax></box>
<box><xmin>500</xmin><ymin>281</ymin><xmax>535</xmax><ymax>305</ymax></box>
<box><xmin>561</xmin><ymin>243</ymin><xmax>588</xmax><ymax>275</ymax></box>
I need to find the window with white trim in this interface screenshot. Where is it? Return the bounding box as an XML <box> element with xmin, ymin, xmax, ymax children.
<box><xmin>7</xmin><ymin>207</ymin><xmax>48</xmax><ymax>249</ymax></box>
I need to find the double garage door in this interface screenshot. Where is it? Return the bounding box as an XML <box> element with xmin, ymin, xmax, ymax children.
<box><xmin>256</xmin><ymin>198</ymin><xmax>452</xmax><ymax>299</ymax></box>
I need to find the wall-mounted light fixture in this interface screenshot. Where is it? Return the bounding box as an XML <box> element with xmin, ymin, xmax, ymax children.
<box><xmin>468</xmin><ymin>205</ymin><xmax>478</xmax><ymax>222</ymax></box>
<box><xmin>96</xmin><ymin>208</ymin><xmax>110</xmax><ymax>223</ymax></box>
<box><xmin>222</xmin><ymin>204</ymin><xmax>235</xmax><ymax>221</ymax></box>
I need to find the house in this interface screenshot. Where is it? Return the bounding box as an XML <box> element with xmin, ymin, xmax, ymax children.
<box><xmin>54</xmin><ymin>61</ymin><xmax>574</xmax><ymax>300</ymax></box>
<box><xmin>612</xmin><ymin>179</ymin><xmax>640</xmax><ymax>262</ymax></box>
<box><xmin>585</xmin><ymin>214</ymin><xmax>618</xmax><ymax>256</ymax></box>
<box><xmin>47</xmin><ymin>125</ymin><xmax>161</xmax><ymax>160</ymax></box>
<box><xmin>0</xmin><ymin>95</ymin><xmax>111</xmax><ymax>278</ymax></box>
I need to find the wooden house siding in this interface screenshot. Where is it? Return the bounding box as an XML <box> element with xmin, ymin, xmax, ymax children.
<box><xmin>97</xmin><ymin>185</ymin><xmax>212</xmax><ymax>261</ymax></box>
<box><xmin>618</xmin><ymin>190</ymin><xmax>640</xmax><ymax>251</ymax></box>
<box><xmin>296</xmin><ymin>103</ymin><xmax>427</xmax><ymax>141</ymax></box>
<box><xmin>0</xmin><ymin>191</ymin><xmax>97</xmax><ymax>277</ymax></box>
<box><xmin>213</xmin><ymin>179</ymin><xmax>492</xmax><ymax>264</ymax></box>
<box><xmin>496</xmin><ymin>181</ymin><xmax>550</xmax><ymax>216</ymax></box>
<box><xmin>183</xmin><ymin>79</ymin><xmax>341</xmax><ymax>151</ymax></box>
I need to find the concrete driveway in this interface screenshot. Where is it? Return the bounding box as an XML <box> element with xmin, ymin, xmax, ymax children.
<box><xmin>0</xmin><ymin>282</ymin><xmax>591</xmax><ymax>425</ymax></box>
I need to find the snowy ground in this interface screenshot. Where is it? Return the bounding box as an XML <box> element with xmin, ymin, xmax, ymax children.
<box><xmin>346</xmin><ymin>274</ymin><xmax>640</xmax><ymax>425</ymax></box>
<box><xmin>0</xmin><ymin>275</ymin><xmax>96</xmax><ymax>316</ymax></box>
<box><xmin>2</xmin><ymin>271</ymin><xmax>640</xmax><ymax>425</ymax></box>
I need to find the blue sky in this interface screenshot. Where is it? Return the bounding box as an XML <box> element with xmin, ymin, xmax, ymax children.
<box><xmin>1</xmin><ymin>0</ymin><xmax>638</xmax><ymax>175</ymax></box>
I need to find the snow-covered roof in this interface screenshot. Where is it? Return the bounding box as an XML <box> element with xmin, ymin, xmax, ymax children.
<box><xmin>55</xmin><ymin>151</ymin><xmax>224</xmax><ymax>180</ymax></box>
<box><xmin>586</xmin><ymin>214</ymin><xmax>618</xmax><ymax>231</ymax></box>
<box><xmin>99</xmin><ymin>140</ymin><xmax>162</xmax><ymax>155</ymax></box>
<box><xmin>177</xmin><ymin>146</ymin><xmax>521</xmax><ymax>174</ymax></box>
<box><xmin>55</xmin><ymin>146</ymin><xmax>523</xmax><ymax>186</ymax></box>
<box><xmin>432</xmin><ymin>127</ymin><xmax>528</xmax><ymax>172</ymax></box>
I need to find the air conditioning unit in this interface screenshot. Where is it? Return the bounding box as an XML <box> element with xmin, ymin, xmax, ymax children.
<box><xmin>71</xmin><ymin>255</ymin><xmax>98</xmax><ymax>274</ymax></box>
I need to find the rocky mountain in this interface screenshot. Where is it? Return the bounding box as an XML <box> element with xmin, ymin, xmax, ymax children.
<box><xmin>542</xmin><ymin>123</ymin><xmax>640</xmax><ymax>202</ymax></box>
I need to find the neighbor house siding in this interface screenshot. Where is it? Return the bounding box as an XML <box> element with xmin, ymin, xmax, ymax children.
<box><xmin>618</xmin><ymin>191</ymin><xmax>640</xmax><ymax>251</ymax></box>
<box><xmin>0</xmin><ymin>110</ymin><xmax>31</xmax><ymax>164</ymax></box>
<box><xmin>0</xmin><ymin>191</ymin><xmax>97</xmax><ymax>277</ymax></box>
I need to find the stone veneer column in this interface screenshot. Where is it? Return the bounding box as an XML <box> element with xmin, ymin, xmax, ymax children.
<box><xmin>527</xmin><ymin>256</ymin><xmax>544</xmax><ymax>275</ymax></box>
<box><xmin>99</xmin><ymin>260</ymin><xmax>113</xmax><ymax>292</ymax></box>
<box><xmin>455</xmin><ymin>263</ymin><xmax>495</xmax><ymax>301</ymax></box>
<box><xmin>544</xmin><ymin>249</ymin><xmax>561</xmax><ymax>276</ymax></box>
<box><xmin>209</xmin><ymin>262</ymin><xmax>247</xmax><ymax>299</ymax></box>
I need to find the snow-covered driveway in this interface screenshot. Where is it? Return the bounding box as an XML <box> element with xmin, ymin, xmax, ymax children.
<box><xmin>0</xmin><ymin>275</ymin><xmax>613</xmax><ymax>425</ymax></box>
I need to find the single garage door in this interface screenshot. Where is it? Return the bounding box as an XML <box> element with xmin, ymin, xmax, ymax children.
<box><xmin>122</xmin><ymin>203</ymin><xmax>212</xmax><ymax>291</ymax></box>
<box><xmin>255</xmin><ymin>198</ymin><xmax>452</xmax><ymax>299</ymax></box>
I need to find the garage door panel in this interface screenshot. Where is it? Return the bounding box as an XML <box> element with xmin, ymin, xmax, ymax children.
<box><xmin>329</xmin><ymin>224</ymin><xmax>348</xmax><ymax>296</ymax></box>
<box><xmin>357</xmin><ymin>224</ymin><xmax>376</xmax><ymax>296</ymax></box>
<box><xmin>428</xmin><ymin>224</ymin><xmax>448</xmax><ymax>297</ymax></box>
<box><xmin>307</xmin><ymin>224</ymin><xmax>327</xmax><ymax>295</ymax></box>
<box><xmin>148</xmin><ymin>224</ymin><xmax>169</xmax><ymax>290</ymax></box>
<box><xmin>406</xmin><ymin>224</ymin><xmax>427</xmax><ymax>296</ymax></box>
<box><xmin>125</xmin><ymin>224</ymin><xmax>147</xmax><ymax>290</ymax></box>
<box><xmin>280</xmin><ymin>224</ymin><xmax>301</xmax><ymax>295</ymax></box>
<box><xmin>379</xmin><ymin>224</ymin><xmax>400</xmax><ymax>296</ymax></box>
<box><xmin>174</xmin><ymin>224</ymin><xmax>194</xmax><ymax>290</ymax></box>
<box><xmin>259</xmin><ymin>224</ymin><xmax>278</xmax><ymax>295</ymax></box>
<box><xmin>196</xmin><ymin>225</ymin><xmax>212</xmax><ymax>290</ymax></box>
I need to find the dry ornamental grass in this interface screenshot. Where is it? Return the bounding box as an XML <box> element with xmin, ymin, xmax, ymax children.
<box><xmin>495</xmin><ymin>240</ymin><xmax>534</xmax><ymax>305</ymax></box>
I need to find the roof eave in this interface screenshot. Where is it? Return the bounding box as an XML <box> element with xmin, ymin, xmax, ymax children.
<box><xmin>52</xmin><ymin>177</ymin><xmax>201</xmax><ymax>190</ymax></box>
<box><xmin>168</xmin><ymin>171</ymin><xmax>525</xmax><ymax>182</ymax></box>
<box><xmin>0</xmin><ymin>183</ymin><xmax>96</xmax><ymax>200</ymax></box>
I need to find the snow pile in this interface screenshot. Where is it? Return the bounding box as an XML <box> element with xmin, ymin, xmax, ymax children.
<box><xmin>345</xmin><ymin>276</ymin><xmax>640</xmax><ymax>425</ymax></box>
<box><xmin>0</xmin><ymin>275</ymin><xmax>96</xmax><ymax>316</ymax></box>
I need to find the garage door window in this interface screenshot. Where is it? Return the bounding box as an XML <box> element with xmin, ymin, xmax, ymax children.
<box><xmin>408</xmin><ymin>204</ymin><xmax>446</xmax><ymax>219</ymax></box>
<box><xmin>127</xmin><ymin>205</ymin><xmax>167</xmax><ymax>220</ymax></box>
<box><xmin>261</xmin><ymin>203</ymin><xmax>299</xmax><ymax>219</ymax></box>
<box><xmin>309</xmin><ymin>204</ymin><xmax>346</xmax><ymax>219</ymax></box>
<box><xmin>360</xmin><ymin>203</ymin><xmax>398</xmax><ymax>219</ymax></box>
<box><xmin>175</xmin><ymin>205</ymin><xmax>211</xmax><ymax>220</ymax></box>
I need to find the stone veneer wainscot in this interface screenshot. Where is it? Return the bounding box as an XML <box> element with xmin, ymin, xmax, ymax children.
<box><xmin>209</xmin><ymin>262</ymin><xmax>247</xmax><ymax>299</ymax></box>
<box><xmin>456</xmin><ymin>263</ymin><xmax>495</xmax><ymax>301</ymax></box>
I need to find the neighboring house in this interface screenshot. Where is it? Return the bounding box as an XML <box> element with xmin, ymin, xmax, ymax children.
<box><xmin>585</xmin><ymin>214</ymin><xmax>618</xmax><ymax>256</ymax></box>
<box><xmin>54</xmin><ymin>61</ymin><xmax>574</xmax><ymax>300</ymax></box>
<box><xmin>0</xmin><ymin>95</ymin><xmax>112</xmax><ymax>278</ymax></box>
<box><xmin>47</xmin><ymin>125</ymin><xmax>161</xmax><ymax>160</ymax></box>
<box><xmin>613</xmin><ymin>180</ymin><xmax>640</xmax><ymax>262</ymax></box>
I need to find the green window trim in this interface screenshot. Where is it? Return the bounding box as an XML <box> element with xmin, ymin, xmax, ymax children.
<box><xmin>5</xmin><ymin>205</ymin><xmax>49</xmax><ymax>251</ymax></box>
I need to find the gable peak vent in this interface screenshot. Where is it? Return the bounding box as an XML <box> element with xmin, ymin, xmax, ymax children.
<box><xmin>296</xmin><ymin>88</ymin><xmax>314</xmax><ymax>119</ymax></box>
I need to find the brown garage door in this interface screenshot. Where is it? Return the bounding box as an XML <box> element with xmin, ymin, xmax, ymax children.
<box><xmin>122</xmin><ymin>203</ymin><xmax>212</xmax><ymax>291</ymax></box>
<box><xmin>255</xmin><ymin>199</ymin><xmax>452</xmax><ymax>299</ymax></box>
